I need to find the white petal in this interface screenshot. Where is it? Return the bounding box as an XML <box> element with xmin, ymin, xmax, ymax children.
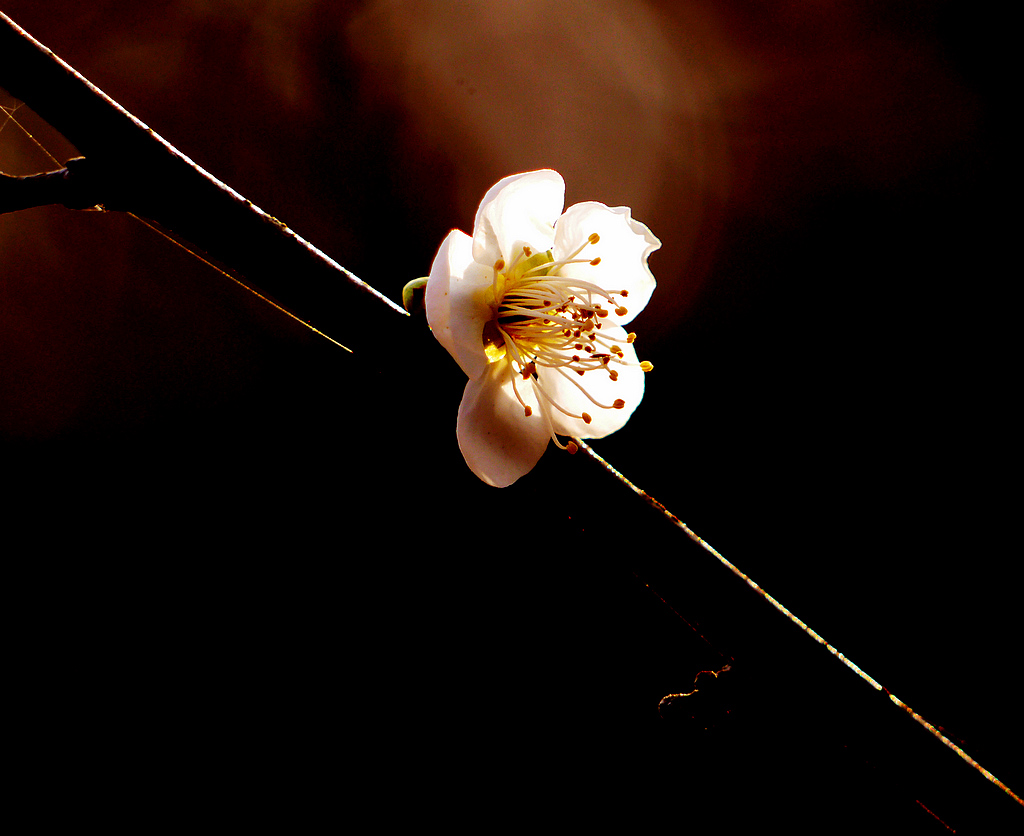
<box><xmin>456</xmin><ymin>360</ymin><xmax>550</xmax><ymax>487</ymax></box>
<box><xmin>540</xmin><ymin>327</ymin><xmax>646</xmax><ymax>439</ymax></box>
<box><xmin>554</xmin><ymin>202</ymin><xmax>660</xmax><ymax>327</ymax></box>
<box><xmin>426</xmin><ymin>230</ymin><xmax>490</xmax><ymax>380</ymax></box>
<box><xmin>472</xmin><ymin>170</ymin><xmax>564</xmax><ymax>268</ymax></box>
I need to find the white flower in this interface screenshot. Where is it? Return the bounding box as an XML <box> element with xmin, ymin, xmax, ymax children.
<box><xmin>426</xmin><ymin>170</ymin><xmax>660</xmax><ymax>487</ymax></box>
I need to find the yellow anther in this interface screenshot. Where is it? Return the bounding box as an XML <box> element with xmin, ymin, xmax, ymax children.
<box><xmin>590</xmin><ymin>257</ymin><xmax>602</xmax><ymax>266</ymax></box>
<box><xmin>640</xmin><ymin>361</ymin><xmax>654</xmax><ymax>372</ymax></box>
<box><xmin>626</xmin><ymin>332</ymin><xmax>636</xmax><ymax>343</ymax></box>
<box><xmin>494</xmin><ymin>258</ymin><xmax>505</xmax><ymax>271</ymax></box>
<box><xmin>613</xmin><ymin>399</ymin><xmax>626</xmax><ymax>409</ymax></box>
<box><xmin>582</xmin><ymin>412</ymin><xmax>592</xmax><ymax>424</ymax></box>
<box><xmin>615</xmin><ymin>306</ymin><xmax>628</xmax><ymax>316</ymax></box>
<box><xmin>588</xmin><ymin>233</ymin><xmax>600</xmax><ymax>245</ymax></box>
<box><xmin>608</xmin><ymin>370</ymin><xmax>619</xmax><ymax>381</ymax></box>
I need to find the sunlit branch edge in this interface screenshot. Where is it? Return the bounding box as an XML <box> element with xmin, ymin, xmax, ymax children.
<box><xmin>575</xmin><ymin>439</ymin><xmax>1023</xmax><ymax>810</ymax></box>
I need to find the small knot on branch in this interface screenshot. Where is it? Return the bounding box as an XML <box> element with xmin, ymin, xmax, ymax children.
<box><xmin>657</xmin><ymin>664</ymin><xmax>733</xmax><ymax>731</ymax></box>
<box><xmin>0</xmin><ymin>156</ymin><xmax>102</xmax><ymax>214</ymax></box>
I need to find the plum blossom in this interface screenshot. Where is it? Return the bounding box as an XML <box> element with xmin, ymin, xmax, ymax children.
<box><xmin>425</xmin><ymin>170</ymin><xmax>660</xmax><ymax>487</ymax></box>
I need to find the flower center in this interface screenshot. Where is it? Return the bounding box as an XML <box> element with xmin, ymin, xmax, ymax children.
<box><xmin>484</xmin><ymin>233</ymin><xmax>652</xmax><ymax>452</ymax></box>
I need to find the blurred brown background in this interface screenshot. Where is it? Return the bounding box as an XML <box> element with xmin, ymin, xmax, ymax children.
<box><xmin>1</xmin><ymin>1</ymin><xmax>1015</xmax><ymax>829</ymax></box>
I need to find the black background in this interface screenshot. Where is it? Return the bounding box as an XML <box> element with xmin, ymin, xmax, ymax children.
<box><xmin>2</xmin><ymin>1</ymin><xmax>1017</xmax><ymax>830</ymax></box>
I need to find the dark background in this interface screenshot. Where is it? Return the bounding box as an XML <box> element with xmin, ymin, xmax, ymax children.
<box><xmin>2</xmin><ymin>1</ymin><xmax>1017</xmax><ymax>830</ymax></box>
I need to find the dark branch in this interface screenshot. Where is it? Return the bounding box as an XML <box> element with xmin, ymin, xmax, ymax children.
<box><xmin>0</xmin><ymin>12</ymin><xmax>406</xmax><ymax>350</ymax></box>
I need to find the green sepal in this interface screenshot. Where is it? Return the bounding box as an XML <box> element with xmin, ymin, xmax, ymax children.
<box><xmin>402</xmin><ymin>277</ymin><xmax>429</xmax><ymax>315</ymax></box>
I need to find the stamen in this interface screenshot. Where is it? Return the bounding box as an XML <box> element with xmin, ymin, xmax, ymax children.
<box><xmin>534</xmin><ymin>396</ymin><xmax>580</xmax><ymax>455</ymax></box>
<box><xmin>548</xmin><ymin>364</ymin><xmax>627</xmax><ymax>411</ymax></box>
<box><xmin>484</xmin><ymin>230</ymin><xmax>650</xmax><ymax>441</ymax></box>
<box><xmin>508</xmin><ymin>369</ymin><xmax>532</xmax><ymax>414</ymax></box>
